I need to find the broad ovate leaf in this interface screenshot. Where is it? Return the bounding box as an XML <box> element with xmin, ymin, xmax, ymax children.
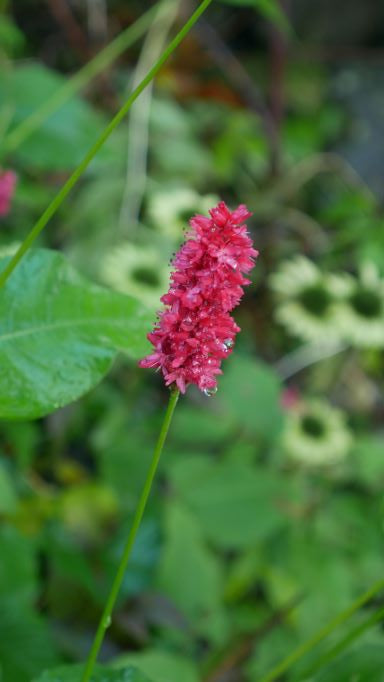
<box><xmin>0</xmin><ymin>249</ymin><xmax>152</xmax><ymax>419</ymax></box>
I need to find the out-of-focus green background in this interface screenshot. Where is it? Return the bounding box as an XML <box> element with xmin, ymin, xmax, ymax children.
<box><xmin>1</xmin><ymin>1</ymin><xmax>384</xmax><ymax>680</ymax></box>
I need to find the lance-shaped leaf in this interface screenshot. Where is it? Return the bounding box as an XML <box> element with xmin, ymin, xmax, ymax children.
<box><xmin>0</xmin><ymin>249</ymin><xmax>152</xmax><ymax>420</ymax></box>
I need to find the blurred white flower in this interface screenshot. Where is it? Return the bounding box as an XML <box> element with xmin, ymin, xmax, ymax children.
<box><xmin>331</xmin><ymin>263</ymin><xmax>384</xmax><ymax>348</ymax></box>
<box><xmin>283</xmin><ymin>398</ymin><xmax>352</xmax><ymax>467</ymax></box>
<box><xmin>147</xmin><ymin>187</ymin><xmax>219</xmax><ymax>240</ymax></box>
<box><xmin>100</xmin><ymin>242</ymin><xmax>169</xmax><ymax>308</ymax></box>
<box><xmin>270</xmin><ymin>256</ymin><xmax>340</xmax><ymax>342</ymax></box>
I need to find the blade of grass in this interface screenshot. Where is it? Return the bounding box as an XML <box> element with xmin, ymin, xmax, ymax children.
<box><xmin>2</xmin><ymin>2</ymin><xmax>160</xmax><ymax>153</ymax></box>
<box><xmin>301</xmin><ymin>604</ymin><xmax>384</xmax><ymax>680</ymax></box>
<box><xmin>0</xmin><ymin>0</ymin><xmax>214</xmax><ymax>289</ymax></box>
<box><xmin>259</xmin><ymin>578</ymin><xmax>384</xmax><ymax>682</ymax></box>
<box><xmin>80</xmin><ymin>388</ymin><xmax>180</xmax><ymax>682</ymax></box>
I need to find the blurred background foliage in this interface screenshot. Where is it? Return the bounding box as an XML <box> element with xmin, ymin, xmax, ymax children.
<box><xmin>1</xmin><ymin>0</ymin><xmax>384</xmax><ymax>680</ymax></box>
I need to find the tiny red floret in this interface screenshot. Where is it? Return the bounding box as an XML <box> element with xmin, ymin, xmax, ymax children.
<box><xmin>0</xmin><ymin>170</ymin><xmax>17</xmax><ymax>217</ymax></box>
<box><xmin>139</xmin><ymin>201</ymin><xmax>258</xmax><ymax>394</ymax></box>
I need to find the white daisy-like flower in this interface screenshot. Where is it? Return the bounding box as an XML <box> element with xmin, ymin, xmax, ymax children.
<box><xmin>283</xmin><ymin>399</ymin><xmax>352</xmax><ymax>467</ymax></box>
<box><xmin>331</xmin><ymin>263</ymin><xmax>384</xmax><ymax>348</ymax></box>
<box><xmin>147</xmin><ymin>187</ymin><xmax>219</xmax><ymax>240</ymax></box>
<box><xmin>100</xmin><ymin>242</ymin><xmax>169</xmax><ymax>308</ymax></box>
<box><xmin>269</xmin><ymin>256</ymin><xmax>341</xmax><ymax>343</ymax></box>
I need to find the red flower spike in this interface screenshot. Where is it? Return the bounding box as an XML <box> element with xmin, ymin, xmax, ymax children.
<box><xmin>139</xmin><ymin>201</ymin><xmax>258</xmax><ymax>394</ymax></box>
<box><xmin>0</xmin><ymin>170</ymin><xmax>17</xmax><ymax>217</ymax></box>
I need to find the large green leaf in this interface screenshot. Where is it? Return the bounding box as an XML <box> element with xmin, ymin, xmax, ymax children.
<box><xmin>0</xmin><ymin>249</ymin><xmax>152</xmax><ymax>419</ymax></box>
<box><xmin>169</xmin><ymin>457</ymin><xmax>288</xmax><ymax>549</ymax></box>
<box><xmin>34</xmin><ymin>665</ymin><xmax>153</xmax><ymax>682</ymax></box>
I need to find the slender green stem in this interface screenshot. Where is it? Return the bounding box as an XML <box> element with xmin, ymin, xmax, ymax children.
<box><xmin>0</xmin><ymin>0</ymin><xmax>213</xmax><ymax>289</ymax></box>
<box><xmin>2</xmin><ymin>2</ymin><xmax>160</xmax><ymax>154</ymax></box>
<box><xmin>301</xmin><ymin>604</ymin><xmax>384</xmax><ymax>679</ymax></box>
<box><xmin>81</xmin><ymin>388</ymin><xmax>180</xmax><ymax>682</ymax></box>
<box><xmin>260</xmin><ymin>578</ymin><xmax>384</xmax><ymax>682</ymax></box>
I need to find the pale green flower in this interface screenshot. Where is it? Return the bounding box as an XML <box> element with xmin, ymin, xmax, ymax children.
<box><xmin>148</xmin><ymin>187</ymin><xmax>219</xmax><ymax>240</ymax></box>
<box><xmin>100</xmin><ymin>242</ymin><xmax>169</xmax><ymax>308</ymax></box>
<box><xmin>283</xmin><ymin>399</ymin><xmax>352</xmax><ymax>467</ymax></box>
<box><xmin>330</xmin><ymin>263</ymin><xmax>384</xmax><ymax>348</ymax></box>
<box><xmin>269</xmin><ymin>256</ymin><xmax>340</xmax><ymax>342</ymax></box>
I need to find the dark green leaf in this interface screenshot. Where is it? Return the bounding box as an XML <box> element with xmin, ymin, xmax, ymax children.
<box><xmin>0</xmin><ymin>249</ymin><xmax>152</xmax><ymax>419</ymax></box>
<box><xmin>0</xmin><ymin>461</ymin><xmax>17</xmax><ymax>513</ymax></box>
<box><xmin>0</xmin><ymin>525</ymin><xmax>37</xmax><ymax>607</ymax></box>
<box><xmin>33</xmin><ymin>664</ymin><xmax>153</xmax><ymax>682</ymax></box>
<box><xmin>0</xmin><ymin>603</ymin><xmax>59</xmax><ymax>682</ymax></box>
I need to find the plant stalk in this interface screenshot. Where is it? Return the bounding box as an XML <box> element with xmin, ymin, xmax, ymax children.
<box><xmin>260</xmin><ymin>578</ymin><xmax>384</xmax><ymax>682</ymax></box>
<box><xmin>2</xmin><ymin>2</ymin><xmax>160</xmax><ymax>153</ymax></box>
<box><xmin>0</xmin><ymin>0</ymin><xmax>213</xmax><ymax>289</ymax></box>
<box><xmin>81</xmin><ymin>387</ymin><xmax>180</xmax><ymax>682</ymax></box>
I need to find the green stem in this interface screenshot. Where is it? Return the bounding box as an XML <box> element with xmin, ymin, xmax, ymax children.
<box><xmin>0</xmin><ymin>0</ymin><xmax>213</xmax><ymax>289</ymax></box>
<box><xmin>260</xmin><ymin>578</ymin><xmax>384</xmax><ymax>682</ymax></box>
<box><xmin>2</xmin><ymin>2</ymin><xmax>160</xmax><ymax>154</ymax></box>
<box><xmin>81</xmin><ymin>388</ymin><xmax>180</xmax><ymax>682</ymax></box>
<box><xmin>301</xmin><ymin>604</ymin><xmax>384</xmax><ymax>679</ymax></box>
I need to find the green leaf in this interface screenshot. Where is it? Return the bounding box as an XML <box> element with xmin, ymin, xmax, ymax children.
<box><xmin>0</xmin><ymin>525</ymin><xmax>37</xmax><ymax>607</ymax></box>
<box><xmin>0</xmin><ymin>526</ymin><xmax>61</xmax><ymax>680</ymax></box>
<box><xmin>0</xmin><ymin>461</ymin><xmax>17</xmax><ymax>513</ymax></box>
<box><xmin>33</xmin><ymin>665</ymin><xmax>153</xmax><ymax>682</ymax></box>
<box><xmin>0</xmin><ymin>15</ymin><xmax>25</xmax><ymax>55</ymax></box>
<box><xmin>115</xmin><ymin>650</ymin><xmax>199</xmax><ymax>682</ymax></box>
<box><xmin>170</xmin><ymin>404</ymin><xmax>236</xmax><ymax>446</ymax></box>
<box><xmin>157</xmin><ymin>503</ymin><xmax>226</xmax><ymax>641</ymax></box>
<box><xmin>219</xmin><ymin>355</ymin><xmax>284</xmax><ymax>440</ymax></box>
<box><xmin>169</xmin><ymin>457</ymin><xmax>288</xmax><ymax>549</ymax></box>
<box><xmin>0</xmin><ymin>249</ymin><xmax>152</xmax><ymax>419</ymax></box>
<box><xmin>352</xmin><ymin>436</ymin><xmax>384</xmax><ymax>487</ymax></box>
<box><xmin>312</xmin><ymin>644</ymin><xmax>384</xmax><ymax>681</ymax></box>
<box><xmin>0</xmin><ymin>603</ymin><xmax>59</xmax><ymax>682</ymax></box>
<box><xmin>0</xmin><ymin>63</ymin><xmax>112</xmax><ymax>170</ymax></box>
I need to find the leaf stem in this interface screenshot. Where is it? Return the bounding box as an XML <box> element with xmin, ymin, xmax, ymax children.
<box><xmin>259</xmin><ymin>578</ymin><xmax>384</xmax><ymax>682</ymax></box>
<box><xmin>0</xmin><ymin>0</ymin><xmax>213</xmax><ymax>289</ymax></box>
<box><xmin>81</xmin><ymin>387</ymin><xmax>180</xmax><ymax>682</ymax></box>
<box><xmin>2</xmin><ymin>2</ymin><xmax>160</xmax><ymax>154</ymax></box>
